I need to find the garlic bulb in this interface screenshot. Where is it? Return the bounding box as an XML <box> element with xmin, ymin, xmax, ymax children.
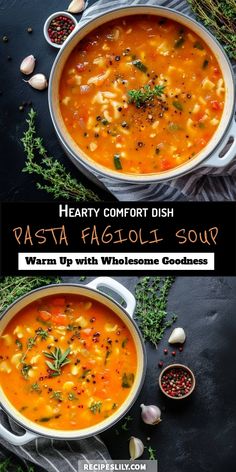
<box><xmin>20</xmin><ymin>55</ymin><xmax>36</xmax><ymax>75</ymax></box>
<box><xmin>168</xmin><ymin>327</ymin><xmax>186</xmax><ymax>344</ymax></box>
<box><xmin>24</xmin><ymin>74</ymin><xmax>48</xmax><ymax>91</ymax></box>
<box><xmin>68</xmin><ymin>0</ymin><xmax>86</xmax><ymax>13</ymax></box>
<box><xmin>129</xmin><ymin>437</ymin><xmax>144</xmax><ymax>460</ymax></box>
<box><xmin>140</xmin><ymin>404</ymin><xmax>162</xmax><ymax>425</ymax></box>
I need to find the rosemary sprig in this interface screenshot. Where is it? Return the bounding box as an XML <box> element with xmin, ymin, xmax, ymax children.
<box><xmin>21</xmin><ymin>109</ymin><xmax>101</xmax><ymax>202</ymax></box>
<box><xmin>43</xmin><ymin>347</ymin><xmax>71</xmax><ymax>376</ymax></box>
<box><xmin>128</xmin><ymin>84</ymin><xmax>165</xmax><ymax>108</ymax></box>
<box><xmin>0</xmin><ymin>276</ymin><xmax>61</xmax><ymax>314</ymax></box>
<box><xmin>135</xmin><ymin>276</ymin><xmax>177</xmax><ymax>348</ymax></box>
<box><xmin>187</xmin><ymin>0</ymin><xmax>236</xmax><ymax>59</ymax></box>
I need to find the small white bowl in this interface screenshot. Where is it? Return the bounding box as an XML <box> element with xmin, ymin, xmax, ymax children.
<box><xmin>43</xmin><ymin>11</ymin><xmax>77</xmax><ymax>49</ymax></box>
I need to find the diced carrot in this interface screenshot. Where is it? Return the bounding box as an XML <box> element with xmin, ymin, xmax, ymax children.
<box><xmin>211</xmin><ymin>100</ymin><xmax>220</xmax><ymax>111</ymax></box>
<box><xmin>52</xmin><ymin>298</ymin><xmax>66</xmax><ymax>306</ymax></box>
<box><xmin>51</xmin><ymin>314</ymin><xmax>68</xmax><ymax>326</ymax></box>
<box><xmin>161</xmin><ymin>159</ymin><xmax>172</xmax><ymax>170</ymax></box>
<box><xmin>38</xmin><ymin>310</ymin><xmax>51</xmax><ymax>321</ymax></box>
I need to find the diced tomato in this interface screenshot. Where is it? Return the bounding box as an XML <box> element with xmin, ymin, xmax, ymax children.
<box><xmin>161</xmin><ymin>159</ymin><xmax>172</xmax><ymax>171</ymax></box>
<box><xmin>53</xmin><ymin>297</ymin><xmax>66</xmax><ymax>306</ymax></box>
<box><xmin>214</xmin><ymin>67</ymin><xmax>220</xmax><ymax>75</ymax></box>
<box><xmin>38</xmin><ymin>310</ymin><xmax>51</xmax><ymax>321</ymax></box>
<box><xmin>51</xmin><ymin>314</ymin><xmax>68</xmax><ymax>325</ymax></box>
<box><xmin>211</xmin><ymin>100</ymin><xmax>220</xmax><ymax>111</ymax></box>
<box><xmin>51</xmin><ymin>306</ymin><xmax>63</xmax><ymax>316</ymax></box>
<box><xmin>195</xmin><ymin>111</ymin><xmax>205</xmax><ymax>121</ymax></box>
<box><xmin>76</xmin><ymin>63</ymin><xmax>86</xmax><ymax>72</ymax></box>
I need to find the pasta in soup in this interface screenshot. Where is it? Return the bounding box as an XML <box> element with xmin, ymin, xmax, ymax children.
<box><xmin>59</xmin><ymin>15</ymin><xmax>225</xmax><ymax>174</ymax></box>
<box><xmin>0</xmin><ymin>295</ymin><xmax>137</xmax><ymax>430</ymax></box>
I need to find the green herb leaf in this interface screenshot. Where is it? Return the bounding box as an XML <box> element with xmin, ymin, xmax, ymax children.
<box><xmin>15</xmin><ymin>339</ymin><xmax>23</xmax><ymax>350</ymax></box>
<box><xmin>31</xmin><ymin>383</ymin><xmax>41</xmax><ymax>393</ymax></box>
<box><xmin>21</xmin><ymin>363</ymin><xmax>32</xmax><ymax>380</ymax></box>
<box><xmin>43</xmin><ymin>347</ymin><xmax>71</xmax><ymax>376</ymax></box>
<box><xmin>174</xmin><ymin>36</ymin><xmax>185</xmax><ymax>48</ymax></box>
<box><xmin>128</xmin><ymin>84</ymin><xmax>165</xmax><ymax>108</ymax></box>
<box><xmin>21</xmin><ymin>109</ymin><xmax>101</xmax><ymax>202</ymax></box>
<box><xmin>121</xmin><ymin>372</ymin><xmax>134</xmax><ymax>388</ymax></box>
<box><xmin>147</xmin><ymin>446</ymin><xmax>157</xmax><ymax>460</ymax></box>
<box><xmin>35</xmin><ymin>327</ymin><xmax>49</xmax><ymax>340</ymax></box>
<box><xmin>134</xmin><ymin>276</ymin><xmax>177</xmax><ymax>347</ymax></box>
<box><xmin>172</xmin><ymin>100</ymin><xmax>183</xmax><ymax>111</ymax></box>
<box><xmin>193</xmin><ymin>41</ymin><xmax>204</xmax><ymax>50</ymax></box>
<box><xmin>132</xmin><ymin>59</ymin><xmax>148</xmax><ymax>73</ymax></box>
<box><xmin>27</xmin><ymin>337</ymin><xmax>36</xmax><ymax>350</ymax></box>
<box><xmin>114</xmin><ymin>154</ymin><xmax>122</xmax><ymax>170</ymax></box>
<box><xmin>121</xmin><ymin>338</ymin><xmax>128</xmax><ymax>348</ymax></box>
<box><xmin>89</xmin><ymin>401</ymin><xmax>102</xmax><ymax>414</ymax></box>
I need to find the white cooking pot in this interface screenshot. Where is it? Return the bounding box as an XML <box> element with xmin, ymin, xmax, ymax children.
<box><xmin>0</xmin><ymin>278</ymin><xmax>146</xmax><ymax>445</ymax></box>
<box><xmin>49</xmin><ymin>5</ymin><xmax>236</xmax><ymax>186</ymax></box>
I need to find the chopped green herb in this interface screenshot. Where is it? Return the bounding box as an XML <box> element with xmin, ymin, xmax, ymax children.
<box><xmin>68</xmin><ymin>392</ymin><xmax>77</xmax><ymax>401</ymax></box>
<box><xmin>15</xmin><ymin>339</ymin><xmax>23</xmax><ymax>350</ymax></box>
<box><xmin>21</xmin><ymin>363</ymin><xmax>32</xmax><ymax>380</ymax></box>
<box><xmin>202</xmin><ymin>59</ymin><xmax>209</xmax><ymax>69</ymax></box>
<box><xmin>121</xmin><ymin>372</ymin><xmax>134</xmax><ymax>388</ymax></box>
<box><xmin>199</xmin><ymin>122</ymin><xmax>205</xmax><ymax>128</ymax></box>
<box><xmin>174</xmin><ymin>36</ymin><xmax>185</xmax><ymax>48</ymax></box>
<box><xmin>132</xmin><ymin>59</ymin><xmax>148</xmax><ymax>73</ymax></box>
<box><xmin>27</xmin><ymin>337</ymin><xmax>36</xmax><ymax>350</ymax></box>
<box><xmin>168</xmin><ymin>123</ymin><xmax>181</xmax><ymax>131</ymax></box>
<box><xmin>128</xmin><ymin>84</ymin><xmax>165</xmax><ymax>108</ymax></box>
<box><xmin>147</xmin><ymin>446</ymin><xmax>157</xmax><ymax>460</ymax></box>
<box><xmin>43</xmin><ymin>347</ymin><xmax>71</xmax><ymax>376</ymax></box>
<box><xmin>121</xmin><ymin>338</ymin><xmax>128</xmax><ymax>348</ymax></box>
<box><xmin>121</xmin><ymin>415</ymin><xmax>133</xmax><ymax>431</ymax></box>
<box><xmin>172</xmin><ymin>100</ymin><xmax>183</xmax><ymax>111</ymax></box>
<box><xmin>80</xmin><ymin>368</ymin><xmax>91</xmax><ymax>379</ymax></box>
<box><xmin>101</xmin><ymin>118</ymin><xmax>109</xmax><ymax>125</ymax></box>
<box><xmin>105</xmin><ymin>349</ymin><xmax>112</xmax><ymax>365</ymax></box>
<box><xmin>114</xmin><ymin>154</ymin><xmax>122</xmax><ymax>170</ymax></box>
<box><xmin>38</xmin><ymin>417</ymin><xmax>52</xmax><ymax>423</ymax></box>
<box><xmin>31</xmin><ymin>383</ymin><xmax>41</xmax><ymax>393</ymax></box>
<box><xmin>134</xmin><ymin>276</ymin><xmax>177</xmax><ymax>347</ymax></box>
<box><xmin>112</xmin><ymin>403</ymin><xmax>118</xmax><ymax>409</ymax></box>
<box><xmin>89</xmin><ymin>401</ymin><xmax>102</xmax><ymax>414</ymax></box>
<box><xmin>51</xmin><ymin>391</ymin><xmax>62</xmax><ymax>401</ymax></box>
<box><xmin>193</xmin><ymin>41</ymin><xmax>204</xmax><ymax>50</ymax></box>
<box><xmin>35</xmin><ymin>327</ymin><xmax>49</xmax><ymax>340</ymax></box>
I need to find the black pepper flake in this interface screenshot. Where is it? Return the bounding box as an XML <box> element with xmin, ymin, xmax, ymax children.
<box><xmin>187</xmin><ymin>94</ymin><xmax>192</xmax><ymax>99</ymax></box>
<box><xmin>115</xmin><ymin>55</ymin><xmax>120</xmax><ymax>61</ymax></box>
<box><xmin>96</xmin><ymin>116</ymin><xmax>101</xmax><ymax>121</ymax></box>
<box><xmin>138</xmin><ymin>142</ymin><xmax>144</xmax><ymax>147</ymax></box>
<box><xmin>2</xmin><ymin>36</ymin><xmax>8</xmax><ymax>43</ymax></box>
<box><xmin>117</xmin><ymin>107</ymin><xmax>122</xmax><ymax>112</ymax></box>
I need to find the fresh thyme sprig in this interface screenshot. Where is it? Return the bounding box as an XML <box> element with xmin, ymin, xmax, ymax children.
<box><xmin>21</xmin><ymin>109</ymin><xmax>101</xmax><ymax>202</ymax></box>
<box><xmin>187</xmin><ymin>0</ymin><xmax>236</xmax><ymax>59</ymax></box>
<box><xmin>128</xmin><ymin>84</ymin><xmax>165</xmax><ymax>108</ymax></box>
<box><xmin>135</xmin><ymin>276</ymin><xmax>177</xmax><ymax>348</ymax></box>
<box><xmin>43</xmin><ymin>347</ymin><xmax>71</xmax><ymax>376</ymax></box>
<box><xmin>0</xmin><ymin>276</ymin><xmax>61</xmax><ymax>313</ymax></box>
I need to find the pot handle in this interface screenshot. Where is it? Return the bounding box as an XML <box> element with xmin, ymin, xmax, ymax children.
<box><xmin>205</xmin><ymin>119</ymin><xmax>236</xmax><ymax>168</ymax></box>
<box><xmin>86</xmin><ymin>277</ymin><xmax>136</xmax><ymax>318</ymax></box>
<box><xmin>0</xmin><ymin>421</ymin><xmax>38</xmax><ymax>446</ymax></box>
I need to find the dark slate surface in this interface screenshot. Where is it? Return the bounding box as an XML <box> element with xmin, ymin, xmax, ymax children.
<box><xmin>0</xmin><ymin>0</ymin><xmax>112</xmax><ymax>201</ymax></box>
<box><xmin>63</xmin><ymin>276</ymin><xmax>236</xmax><ymax>472</ymax></box>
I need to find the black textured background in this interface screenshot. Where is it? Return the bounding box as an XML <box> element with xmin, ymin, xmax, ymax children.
<box><xmin>0</xmin><ymin>0</ymin><xmax>111</xmax><ymax>201</ymax></box>
<box><xmin>74</xmin><ymin>276</ymin><xmax>236</xmax><ymax>471</ymax></box>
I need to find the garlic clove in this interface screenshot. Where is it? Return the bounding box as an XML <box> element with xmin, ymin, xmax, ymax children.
<box><xmin>129</xmin><ymin>436</ymin><xmax>144</xmax><ymax>460</ymax></box>
<box><xmin>140</xmin><ymin>403</ymin><xmax>162</xmax><ymax>425</ymax></box>
<box><xmin>24</xmin><ymin>74</ymin><xmax>48</xmax><ymax>91</ymax></box>
<box><xmin>20</xmin><ymin>55</ymin><xmax>36</xmax><ymax>75</ymax></box>
<box><xmin>67</xmin><ymin>0</ymin><xmax>86</xmax><ymax>14</ymax></box>
<box><xmin>168</xmin><ymin>327</ymin><xmax>186</xmax><ymax>344</ymax></box>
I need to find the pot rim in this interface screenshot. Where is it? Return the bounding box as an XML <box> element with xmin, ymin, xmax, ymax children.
<box><xmin>49</xmin><ymin>4</ymin><xmax>235</xmax><ymax>184</ymax></box>
<box><xmin>0</xmin><ymin>282</ymin><xmax>147</xmax><ymax>440</ymax></box>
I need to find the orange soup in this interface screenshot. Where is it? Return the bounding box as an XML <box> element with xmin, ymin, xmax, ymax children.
<box><xmin>0</xmin><ymin>295</ymin><xmax>137</xmax><ymax>430</ymax></box>
<box><xmin>59</xmin><ymin>15</ymin><xmax>225</xmax><ymax>174</ymax></box>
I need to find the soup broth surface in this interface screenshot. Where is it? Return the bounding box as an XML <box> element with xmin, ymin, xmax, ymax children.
<box><xmin>59</xmin><ymin>15</ymin><xmax>225</xmax><ymax>174</ymax></box>
<box><xmin>0</xmin><ymin>295</ymin><xmax>137</xmax><ymax>430</ymax></box>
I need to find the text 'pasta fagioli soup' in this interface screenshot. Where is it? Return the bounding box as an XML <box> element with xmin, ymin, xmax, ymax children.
<box><xmin>0</xmin><ymin>295</ymin><xmax>137</xmax><ymax>430</ymax></box>
<box><xmin>59</xmin><ymin>15</ymin><xmax>225</xmax><ymax>174</ymax></box>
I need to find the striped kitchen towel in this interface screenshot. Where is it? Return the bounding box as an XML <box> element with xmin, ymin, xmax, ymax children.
<box><xmin>0</xmin><ymin>409</ymin><xmax>110</xmax><ymax>471</ymax></box>
<box><xmin>81</xmin><ymin>0</ymin><xmax>236</xmax><ymax>201</ymax></box>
